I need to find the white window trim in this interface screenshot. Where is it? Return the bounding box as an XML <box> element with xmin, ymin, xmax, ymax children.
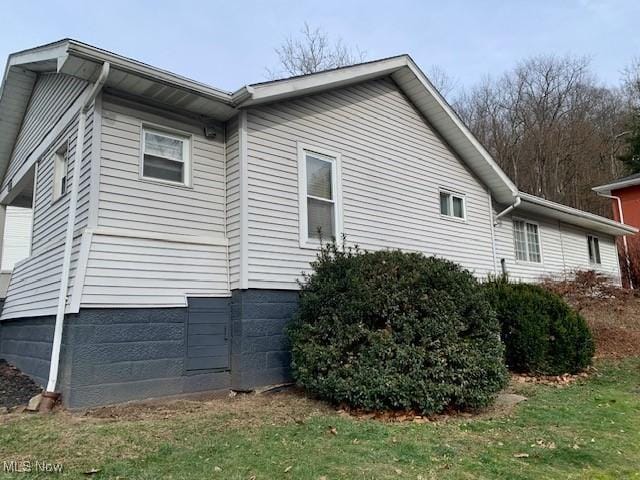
<box><xmin>139</xmin><ymin>123</ymin><xmax>193</xmax><ymax>188</ymax></box>
<box><xmin>51</xmin><ymin>140</ymin><xmax>69</xmax><ymax>204</ymax></box>
<box><xmin>512</xmin><ymin>217</ymin><xmax>544</xmax><ymax>265</ymax></box>
<box><xmin>438</xmin><ymin>188</ymin><xmax>467</xmax><ymax>222</ymax></box>
<box><xmin>297</xmin><ymin>142</ymin><xmax>343</xmax><ymax>249</ymax></box>
<box><xmin>587</xmin><ymin>234</ymin><xmax>602</xmax><ymax>265</ymax></box>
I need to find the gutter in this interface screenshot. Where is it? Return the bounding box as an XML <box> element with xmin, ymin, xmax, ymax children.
<box><xmin>41</xmin><ymin>62</ymin><xmax>110</xmax><ymax>411</ymax></box>
<box><xmin>596</xmin><ymin>191</ymin><xmax>633</xmax><ymax>288</ymax></box>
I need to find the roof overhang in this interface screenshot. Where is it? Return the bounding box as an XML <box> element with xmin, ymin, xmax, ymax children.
<box><xmin>233</xmin><ymin>55</ymin><xmax>519</xmax><ymax>205</ymax></box>
<box><xmin>518</xmin><ymin>192</ymin><xmax>637</xmax><ymax>236</ymax></box>
<box><xmin>0</xmin><ymin>39</ymin><xmax>241</xmax><ymax>189</ymax></box>
<box><xmin>592</xmin><ymin>177</ymin><xmax>640</xmax><ymax>195</ymax></box>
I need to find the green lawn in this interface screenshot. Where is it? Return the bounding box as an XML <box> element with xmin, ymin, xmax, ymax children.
<box><xmin>1</xmin><ymin>359</ymin><xmax>639</xmax><ymax>479</ymax></box>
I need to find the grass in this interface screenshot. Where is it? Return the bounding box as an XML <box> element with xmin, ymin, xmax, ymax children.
<box><xmin>0</xmin><ymin>359</ymin><xmax>639</xmax><ymax>479</ymax></box>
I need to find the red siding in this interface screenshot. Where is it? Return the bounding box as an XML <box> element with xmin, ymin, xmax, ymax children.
<box><xmin>612</xmin><ymin>184</ymin><xmax>640</xmax><ymax>228</ymax></box>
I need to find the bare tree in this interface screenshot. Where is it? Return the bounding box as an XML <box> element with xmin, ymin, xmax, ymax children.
<box><xmin>426</xmin><ymin>64</ymin><xmax>458</xmax><ymax>99</ymax></box>
<box><xmin>267</xmin><ymin>23</ymin><xmax>366</xmax><ymax>79</ymax></box>
<box><xmin>456</xmin><ymin>54</ymin><xmax>629</xmax><ymax>215</ymax></box>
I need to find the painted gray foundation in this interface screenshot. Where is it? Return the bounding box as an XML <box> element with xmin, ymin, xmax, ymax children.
<box><xmin>0</xmin><ymin>289</ymin><xmax>299</xmax><ymax>408</ymax></box>
<box><xmin>231</xmin><ymin>289</ymin><xmax>299</xmax><ymax>390</ymax></box>
<box><xmin>0</xmin><ymin>316</ymin><xmax>55</xmax><ymax>387</ymax></box>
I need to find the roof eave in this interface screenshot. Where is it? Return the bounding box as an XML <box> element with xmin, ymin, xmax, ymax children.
<box><xmin>592</xmin><ymin>178</ymin><xmax>640</xmax><ymax>194</ymax></box>
<box><xmin>519</xmin><ymin>192</ymin><xmax>638</xmax><ymax>236</ymax></box>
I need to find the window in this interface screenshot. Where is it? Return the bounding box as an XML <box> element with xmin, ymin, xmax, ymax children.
<box><xmin>513</xmin><ymin>219</ymin><xmax>541</xmax><ymax>263</ymax></box>
<box><xmin>299</xmin><ymin>146</ymin><xmax>341</xmax><ymax>246</ymax></box>
<box><xmin>439</xmin><ymin>190</ymin><xmax>465</xmax><ymax>219</ymax></box>
<box><xmin>587</xmin><ymin>235</ymin><xmax>601</xmax><ymax>265</ymax></box>
<box><xmin>52</xmin><ymin>143</ymin><xmax>68</xmax><ymax>201</ymax></box>
<box><xmin>141</xmin><ymin>127</ymin><xmax>190</xmax><ymax>186</ymax></box>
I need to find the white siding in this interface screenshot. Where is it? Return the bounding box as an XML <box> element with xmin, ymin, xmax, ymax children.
<box><xmin>81</xmin><ymin>234</ymin><xmax>229</xmax><ymax>307</ymax></box>
<box><xmin>1</xmin><ymin>207</ymin><xmax>32</xmax><ymax>271</ymax></box>
<box><xmin>494</xmin><ymin>211</ymin><xmax>620</xmax><ymax>282</ymax></box>
<box><xmin>69</xmin><ymin>96</ymin><xmax>231</xmax><ymax>308</ymax></box>
<box><xmin>560</xmin><ymin>223</ymin><xmax>620</xmax><ymax>279</ymax></box>
<box><xmin>0</xmin><ymin>77</ymin><xmax>93</xmax><ymax>320</ymax></box>
<box><xmin>1</xmin><ymin>241</ymin><xmax>64</xmax><ymax>319</ymax></box>
<box><xmin>98</xmin><ymin>98</ymin><xmax>226</xmax><ymax>236</ymax></box>
<box><xmin>2</xmin><ymin>73</ymin><xmax>87</xmax><ymax>190</ymax></box>
<box><xmin>245</xmin><ymin>77</ymin><xmax>497</xmax><ymax>289</ymax></box>
<box><xmin>226</xmin><ymin>115</ymin><xmax>241</xmax><ymax>289</ymax></box>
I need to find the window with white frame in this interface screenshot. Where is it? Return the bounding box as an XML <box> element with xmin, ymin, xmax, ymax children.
<box><xmin>300</xmin><ymin>148</ymin><xmax>340</xmax><ymax>243</ymax></box>
<box><xmin>513</xmin><ymin>219</ymin><xmax>541</xmax><ymax>263</ymax></box>
<box><xmin>439</xmin><ymin>190</ymin><xmax>465</xmax><ymax>219</ymax></box>
<box><xmin>587</xmin><ymin>235</ymin><xmax>601</xmax><ymax>265</ymax></box>
<box><xmin>52</xmin><ymin>143</ymin><xmax>68</xmax><ymax>201</ymax></box>
<box><xmin>141</xmin><ymin>127</ymin><xmax>190</xmax><ymax>186</ymax></box>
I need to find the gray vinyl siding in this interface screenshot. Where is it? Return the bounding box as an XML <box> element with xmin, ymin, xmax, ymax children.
<box><xmin>244</xmin><ymin>77</ymin><xmax>497</xmax><ymax>289</ymax></box>
<box><xmin>2</xmin><ymin>73</ymin><xmax>87</xmax><ymax>190</ymax></box>
<box><xmin>494</xmin><ymin>212</ymin><xmax>620</xmax><ymax>283</ymax></box>
<box><xmin>81</xmin><ymin>234</ymin><xmax>229</xmax><ymax>307</ymax></box>
<box><xmin>1</xmin><ymin>83</ymin><xmax>93</xmax><ymax>320</ymax></box>
<box><xmin>31</xmin><ymin>107</ymin><xmax>93</xmax><ymax>253</ymax></box>
<box><xmin>1</xmin><ymin>241</ymin><xmax>64</xmax><ymax>319</ymax></box>
<box><xmin>98</xmin><ymin>98</ymin><xmax>226</xmax><ymax>236</ymax></box>
<box><xmin>72</xmin><ymin>96</ymin><xmax>230</xmax><ymax>308</ymax></box>
<box><xmin>226</xmin><ymin>115</ymin><xmax>241</xmax><ymax>289</ymax></box>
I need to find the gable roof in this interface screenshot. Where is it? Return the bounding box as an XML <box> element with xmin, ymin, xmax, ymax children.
<box><xmin>593</xmin><ymin>172</ymin><xmax>640</xmax><ymax>194</ymax></box>
<box><xmin>233</xmin><ymin>55</ymin><xmax>519</xmax><ymax>205</ymax></box>
<box><xmin>0</xmin><ymin>39</ymin><xmax>634</xmax><ymax>236</ymax></box>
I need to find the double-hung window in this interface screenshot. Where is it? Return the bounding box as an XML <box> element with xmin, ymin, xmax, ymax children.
<box><xmin>439</xmin><ymin>190</ymin><xmax>465</xmax><ymax>219</ymax></box>
<box><xmin>299</xmin><ymin>146</ymin><xmax>341</xmax><ymax>246</ymax></box>
<box><xmin>141</xmin><ymin>127</ymin><xmax>191</xmax><ymax>186</ymax></box>
<box><xmin>587</xmin><ymin>235</ymin><xmax>601</xmax><ymax>265</ymax></box>
<box><xmin>52</xmin><ymin>143</ymin><xmax>68</xmax><ymax>202</ymax></box>
<box><xmin>513</xmin><ymin>219</ymin><xmax>541</xmax><ymax>263</ymax></box>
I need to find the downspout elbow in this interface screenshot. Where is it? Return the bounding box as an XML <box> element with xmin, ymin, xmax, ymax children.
<box><xmin>494</xmin><ymin>195</ymin><xmax>521</xmax><ymax>226</ymax></box>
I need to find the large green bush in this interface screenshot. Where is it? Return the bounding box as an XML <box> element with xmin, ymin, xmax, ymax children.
<box><xmin>485</xmin><ymin>278</ymin><xmax>594</xmax><ymax>375</ymax></box>
<box><xmin>288</xmin><ymin>242</ymin><xmax>509</xmax><ymax>414</ymax></box>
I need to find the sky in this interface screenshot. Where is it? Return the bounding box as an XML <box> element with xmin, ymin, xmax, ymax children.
<box><xmin>1</xmin><ymin>0</ymin><xmax>640</xmax><ymax>95</ymax></box>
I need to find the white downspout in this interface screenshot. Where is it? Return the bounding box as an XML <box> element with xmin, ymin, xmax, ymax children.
<box><xmin>45</xmin><ymin>63</ymin><xmax>110</xmax><ymax>395</ymax></box>
<box><xmin>494</xmin><ymin>195</ymin><xmax>521</xmax><ymax>226</ymax></box>
<box><xmin>596</xmin><ymin>191</ymin><xmax>633</xmax><ymax>289</ymax></box>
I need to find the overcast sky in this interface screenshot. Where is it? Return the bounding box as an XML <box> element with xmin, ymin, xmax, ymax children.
<box><xmin>2</xmin><ymin>0</ymin><xmax>639</xmax><ymax>94</ymax></box>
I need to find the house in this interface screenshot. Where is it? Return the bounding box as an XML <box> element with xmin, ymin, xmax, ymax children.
<box><xmin>0</xmin><ymin>206</ymin><xmax>32</xmax><ymax>293</ymax></box>
<box><xmin>593</xmin><ymin>172</ymin><xmax>640</xmax><ymax>285</ymax></box>
<box><xmin>593</xmin><ymin>173</ymin><xmax>640</xmax><ymax>228</ymax></box>
<box><xmin>0</xmin><ymin>40</ymin><xmax>635</xmax><ymax>409</ymax></box>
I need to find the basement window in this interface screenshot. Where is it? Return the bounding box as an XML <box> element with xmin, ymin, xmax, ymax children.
<box><xmin>52</xmin><ymin>143</ymin><xmax>69</xmax><ymax>202</ymax></box>
<box><xmin>141</xmin><ymin>127</ymin><xmax>191</xmax><ymax>186</ymax></box>
<box><xmin>587</xmin><ymin>235</ymin><xmax>602</xmax><ymax>265</ymax></box>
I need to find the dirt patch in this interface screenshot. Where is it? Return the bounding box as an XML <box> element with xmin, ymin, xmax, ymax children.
<box><xmin>0</xmin><ymin>360</ymin><xmax>42</xmax><ymax>409</ymax></box>
<box><xmin>542</xmin><ymin>272</ymin><xmax>640</xmax><ymax>358</ymax></box>
<box><xmin>82</xmin><ymin>388</ymin><xmax>330</xmax><ymax>427</ymax></box>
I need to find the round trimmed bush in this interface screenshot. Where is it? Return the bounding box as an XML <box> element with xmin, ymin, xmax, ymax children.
<box><xmin>485</xmin><ymin>279</ymin><xmax>594</xmax><ymax>375</ymax></box>
<box><xmin>288</xmin><ymin>242</ymin><xmax>509</xmax><ymax>414</ymax></box>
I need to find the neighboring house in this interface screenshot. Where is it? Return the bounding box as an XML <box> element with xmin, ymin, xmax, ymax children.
<box><xmin>0</xmin><ymin>40</ymin><xmax>635</xmax><ymax>408</ymax></box>
<box><xmin>593</xmin><ymin>172</ymin><xmax>640</xmax><ymax>285</ymax></box>
<box><xmin>593</xmin><ymin>172</ymin><xmax>640</xmax><ymax>228</ymax></box>
<box><xmin>0</xmin><ymin>206</ymin><xmax>32</xmax><ymax>294</ymax></box>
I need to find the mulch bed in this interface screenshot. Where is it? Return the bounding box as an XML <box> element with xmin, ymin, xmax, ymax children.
<box><xmin>0</xmin><ymin>359</ymin><xmax>41</xmax><ymax>409</ymax></box>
